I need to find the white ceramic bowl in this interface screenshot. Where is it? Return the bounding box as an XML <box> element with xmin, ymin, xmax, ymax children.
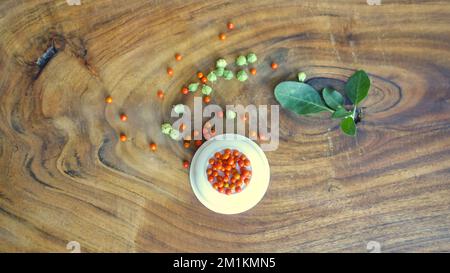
<box><xmin>189</xmin><ymin>134</ymin><xmax>270</xmax><ymax>214</ymax></box>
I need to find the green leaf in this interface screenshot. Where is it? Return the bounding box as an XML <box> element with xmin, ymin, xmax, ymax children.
<box><xmin>332</xmin><ymin>108</ymin><xmax>351</xmax><ymax>119</ymax></box>
<box><xmin>274</xmin><ymin>81</ymin><xmax>333</xmax><ymax>115</ymax></box>
<box><xmin>322</xmin><ymin>88</ymin><xmax>344</xmax><ymax>110</ymax></box>
<box><xmin>345</xmin><ymin>70</ymin><xmax>370</xmax><ymax>105</ymax></box>
<box><xmin>340</xmin><ymin>117</ymin><xmax>356</xmax><ymax>136</ymax></box>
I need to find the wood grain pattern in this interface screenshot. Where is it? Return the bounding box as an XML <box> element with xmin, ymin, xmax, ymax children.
<box><xmin>1</xmin><ymin>0</ymin><xmax>450</xmax><ymax>252</ymax></box>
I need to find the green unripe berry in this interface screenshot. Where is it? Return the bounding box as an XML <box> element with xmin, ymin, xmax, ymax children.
<box><xmin>201</xmin><ymin>85</ymin><xmax>213</xmax><ymax>95</ymax></box>
<box><xmin>207</xmin><ymin>71</ymin><xmax>217</xmax><ymax>82</ymax></box>
<box><xmin>173</xmin><ymin>104</ymin><xmax>185</xmax><ymax>114</ymax></box>
<box><xmin>246</xmin><ymin>53</ymin><xmax>257</xmax><ymax>64</ymax></box>
<box><xmin>236</xmin><ymin>55</ymin><xmax>247</xmax><ymax>66</ymax></box>
<box><xmin>223</xmin><ymin>70</ymin><xmax>234</xmax><ymax>80</ymax></box>
<box><xmin>161</xmin><ymin>122</ymin><xmax>173</xmax><ymax>135</ymax></box>
<box><xmin>298</xmin><ymin>72</ymin><xmax>307</xmax><ymax>82</ymax></box>
<box><xmin>188</xmin><ymin>83</ymin><xmax>199</xmax><ymax>92</ymax></box>
<box><xmin>216</xmin><ymin>59</ymin><xmax>227</xmax><ymax>68</ymax></box>
<box><xmin>169</xmin><ymin>129</ymin><xmax>181</xmax><ymax>140</ymax></box>
<box><xmin>215</xmin><ymin>67</ymin><xmax>224</xmax><ymax>77</ymax></box>
<box><xmin>237</xmin><ymin>70</ymin><xmax>248</xmax><ymax>82</ymax></box>
<box><xmin>226</xmin><ymin>110</ymin><xmax>237</xmax><ymax>119</ymax></box>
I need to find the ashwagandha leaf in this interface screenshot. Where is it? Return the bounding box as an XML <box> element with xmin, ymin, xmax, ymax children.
<box><xmin>323</xmin><ymin>88</ymin><xmax>344</xmax><ymax>110</ymax></box>
<box><xmin>340</xmin><ymin>116</ymin><xmax>357</xmax><ymax>136</ymax></box>
<box><xmin>274</xmin><ymin>81</ymin><xmax>333</xmax><ymax>115</ymax></box>
<box><xmin>332</xmin><ymin>108</ymin><xmax>352</xmax><ymax>119</ymax></box>
<box><xmin>345</xmin><ymin>70</ymin><xmax>370</xmax><ymax>105</ymax></box>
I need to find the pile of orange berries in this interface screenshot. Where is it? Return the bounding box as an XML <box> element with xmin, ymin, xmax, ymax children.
<box><xmin>206</xmin><ymin>148</ymin><xmax>252</xmax><ymax>195</ymax></box>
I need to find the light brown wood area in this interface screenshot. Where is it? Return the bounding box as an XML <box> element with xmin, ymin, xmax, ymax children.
<box><xmin>1</xmin><ymin>0</ymin><xmax>450</xmax><ymax>253</ymax></box>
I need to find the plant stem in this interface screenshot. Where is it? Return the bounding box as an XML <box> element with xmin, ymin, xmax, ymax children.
<box><xmin>351</xmin><ymin>106</ymin><xmax>357</xmax><ymax>120</ymax></box>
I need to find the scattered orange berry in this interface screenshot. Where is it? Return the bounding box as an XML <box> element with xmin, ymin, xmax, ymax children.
<box><xmin>227</xmin><ymin>22</ymin><xmax>235</xmax><ymax>30</ymax></box>
<box><xmin>183</xmin><ymin>141</ymin><xmax>190</xmax><ymax>149</ymax></box>
<box><xmin>197</xmin><ymin>72</ymin><xmax>204</xmax><ymax>79</ymax></box>
<box><xmin>175</xmin><ymin>53</ymin><xmax>182</xmax><ymax>61</ymax></box>
<box><xmin>120</xmin><ymin>113</ymin><xmax>128</xmax><ymax>122</ymax></box>
<box><xmin>195</xmin><ymin>140</ymin><xmax>203</xmax><ymax>147</ymax></box>
<box><xmin>201</xmin><ymin>76</ymin><xmax>208</xmax><ymax>84</ymax></box>
<box><xmin>149</xmin><ymin>143</ymin><xmax>157</xmax><ymax>151</ymax></box>
<box><xmin>250</xmin><ymin>68</ymin><xmax>257</xmax><ymax>75</ymax></box>
<box><xmin>219</xmin><ymin>33</ymin><xmax>226</xmax><ymax>40</ymax></box>
<box><xmin>167</xmin><ymin>67</ymin><xmax>174</xmax><ymax>76</ymax></box>
<box><xmin>179</xmin><ymin>123</ymin><xmax>187</xmax><ymax>132</ymax></box>
<box><xmin>157</xmin><ymin>90</ymin><xmax>164</xmax><ymax>99</ymax></box>
<box><xmin>203</xmin><ymin>95</ymin><xmax>211</xmax><ymax>104</ymax></box>
<box><xmin>181</xmin><ymin>87</ymin><xmax>189</xmax><ymax>95</ymax></box>
<box><xmin>271</xmin><ymin>62</ymin><xmax>278</xmax><ymax>70</ymax></box>
<box><xmin>183</xmin><ymin>160</ymin><xmax>190</xmax><ymax>169</ymax></box>
<box><xmin>119</xmin><ymin>133</ymin><xmax>127</xmax><ymax>142</ymax></box>
<box><xmin>259</xmin><ymin>133</ymin><xmax>267</xmax><ymax>141</ymax></box>
<box><xmin>105</xmin><ymin>96</ymin><xmax>113</xmax><ymax>104</ymax></box>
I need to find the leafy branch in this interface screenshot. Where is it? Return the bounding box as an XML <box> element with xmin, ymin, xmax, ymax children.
<box><xmin>274</xmin><ymin>70</ymin><xmax>371</xmax><ymax>136</ymax></box>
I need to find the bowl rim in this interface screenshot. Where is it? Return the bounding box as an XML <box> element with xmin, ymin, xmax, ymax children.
<box><xmin>189</xmin><ymin>133</ymin><xmax>270</xmax><ymax>214</ymax></box>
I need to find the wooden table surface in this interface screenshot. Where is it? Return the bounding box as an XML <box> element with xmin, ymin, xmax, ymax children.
<box><xmin>1</xmin><ymin>0</ymin><xmax>449</xmax><ymax>253</ymax></box>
